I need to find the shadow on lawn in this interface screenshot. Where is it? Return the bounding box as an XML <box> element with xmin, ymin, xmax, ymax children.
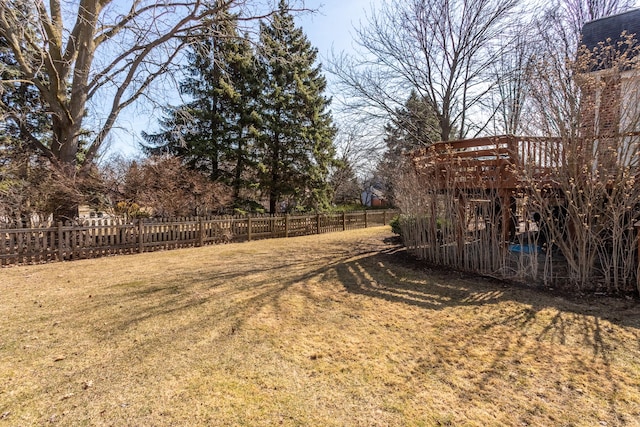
<box><xmin>334</xmin><ymin>243</ymin><xmax>640</xmax><ymax>421</ymax></box>
<box><xmin>29</xmin><ymin>235</ymin><xmax>637</xmax><ymax>425</ymax></box>
<box><xmin>337</xmin><ymin>243</ymin><xmax>640</xmax><ymax>328</ymax></box>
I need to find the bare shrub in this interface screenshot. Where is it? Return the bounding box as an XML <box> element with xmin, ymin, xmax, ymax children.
<box><xmin>105</xmin><ymin>155</ymin><xmax>233</xmax><ymax>218</ymax></box>
<box><xmin>400</xmin><ymin>36</ymin><xmax>640</xmax><ymax>294</ymax></box>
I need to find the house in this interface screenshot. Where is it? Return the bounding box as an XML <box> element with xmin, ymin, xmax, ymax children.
<box><xmin>78</xmin><ymin>205</ymin><xmax>113</xmax><ymax>221</ymax></box>
<box><xmin>403</xmin><ymin>9</ymin><xmax>640</xmax><ymax>291</ymax></box>
<box><xmin>579</xmin><ymin>9</ymin><xmax>640</xmax><ymax>165</ymax></box>
<box><xmin>361</xmin><ymin>186</ymin><xmax>388</xmax><ymax>208</ymax></box>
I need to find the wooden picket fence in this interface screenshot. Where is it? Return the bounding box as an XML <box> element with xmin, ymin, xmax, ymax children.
<box><xmin>0</xmin><ymin>210</ymin><xmax>397</xmax><ymax>266</ymax></box>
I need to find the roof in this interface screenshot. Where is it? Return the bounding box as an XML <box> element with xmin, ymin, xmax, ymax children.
<box><xmin>581</xmin><ymin>8</ymin><xmax>640</xmax><ymax>52</ymax></box>
<box><xmin>580</xmin><ymin>9</ymin><xmax>640</xmax><ymax>71</ymax></box>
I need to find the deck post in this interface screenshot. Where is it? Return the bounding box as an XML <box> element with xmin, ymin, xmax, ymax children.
<box><xmin>499</xmin><ymin>190</ymin><xmax>516</xmax><ymax>244</ymax></box>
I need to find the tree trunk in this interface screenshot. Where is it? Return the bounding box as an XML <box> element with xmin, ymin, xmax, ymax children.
<box><xmin>233</xmin><ymin>142</ymin><xmax>244</xmax><ymax>200</ymax></box>
<box><xmin>270</xmin><ymin>190</ymin><xmax>278</xmax><ymax>214</ymax></box>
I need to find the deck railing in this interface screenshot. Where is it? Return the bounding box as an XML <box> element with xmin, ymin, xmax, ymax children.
<box><xmin>411</xmin><ymin>135</ymin><xmax>565</xmax><ymax>189</ymax></box>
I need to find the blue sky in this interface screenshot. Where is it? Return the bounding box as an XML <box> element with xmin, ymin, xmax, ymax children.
<box><xmin>298</xmin><ymin>0</ymin><xmax>380</xmax><ymax>60</ymax></box>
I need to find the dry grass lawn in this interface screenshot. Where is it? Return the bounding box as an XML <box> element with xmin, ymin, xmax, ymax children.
<box><xmin>1</xmin><ymin>226</ymin><xmax>640</xmax><ymax>426</ymax></box>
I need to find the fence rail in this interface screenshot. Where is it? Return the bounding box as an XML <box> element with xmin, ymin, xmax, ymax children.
<box><xmin>0</xmin><ymin>210</ymin><xmax>397</xmax><ymax>267</ymax></box>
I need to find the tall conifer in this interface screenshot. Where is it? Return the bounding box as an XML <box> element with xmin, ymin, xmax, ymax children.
<box><xmin>257</xmin><ymin>0</ymin><xmax>336</xmax><ymax>212</ymax></box>
<box><xmin>142</xmin><ymin>5</ymin><xmax>259</xmax><ymax>199</ymax></box>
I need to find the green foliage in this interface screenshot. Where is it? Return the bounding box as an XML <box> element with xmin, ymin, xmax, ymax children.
<box><xmin>256</xmin><ymin>0</ymin><xmax>337</xmax><ymax>213</ymax></box>
<box><xmin>233</xmin><ymin>200</ymin><xmax>266</xmax><ymax>215</ymax></box>
<box><xmin>384</xmin><ymin>91</ymin><xmax>441</xmax><ymax>151</ymax></box>
<box><xmin>389</xmin><ymin>214</ymin><xmax>448</xmax><ymax>239</ymax></box>
<box><xmin>0</xmin><ymin>7</ymin><xmax>50</xmax><ymax>146</ymax></box>
<box><xmin>141</xmin><ymin>1</ymin><xmax>337</xmax><ymax>214</ymax></box>
<box><xmin>389</xmin><ymin>215</ymin><xmax>402</xmax><ymax>236</ymax></box>
<box><xmin>378</xmin><ymin>91</ymin><xmax>441</xmax><ymax>207</ymax></box>
<box><xmin>142</xmin><ymin>7</ymin><xmax>260</xmax><ymax>199</ymax></box>
<box><xmin>329</xmin><ymin>204</ymin><xmax>367</xmax><ymax>213</ymax></box>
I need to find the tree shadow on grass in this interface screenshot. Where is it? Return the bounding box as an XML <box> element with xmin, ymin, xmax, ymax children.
<box><xmin>334</xmin><ymin>243</ymin><xmax>640</xmax><ymax>423</ymax></box>
<box><xmin>338</xmin><ymin>243</ymin><xmax>640</xmax><ymax>327</ymax></box>
<box><xmin>7</xmin><ymin>234</ymin><xmax>639</xmax><ymax>425</ymax></box>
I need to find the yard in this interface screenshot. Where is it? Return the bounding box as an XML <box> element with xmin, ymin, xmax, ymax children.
<box><xmin>1</xmin><ymin>227</ymin><xmax>639</xmax><ymax>426</ymax></box>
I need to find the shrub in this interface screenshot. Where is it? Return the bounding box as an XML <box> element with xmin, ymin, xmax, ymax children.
<box><xmin>389</xmin><ymin>215</ymin><xmax>402</xmax><ymax>236</ymax></box>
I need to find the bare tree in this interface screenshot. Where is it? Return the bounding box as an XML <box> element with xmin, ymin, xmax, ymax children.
<box><xmin>0</xmin><ymin>0</ymin><xmax>304</xmax><ymax>219</ymax></box>
<box><xmin>488</xmin><ymin>29</ymin><xmax>535</xmax><ymax>135</ymax></box>
<box><xmin>523</xmin><ymin>0</ymin><xmax>634</xmax><ymax>137</ymax></box>
<box><xmin>330</xmin><ymin>0</ymin><xmax>521</xmax><ymax>142</ymax></box>
<box><xmin>401</xmin><ymin>4</ymin><xmax>640</xmax><ymax>293</ymax></box>
<box><xmin>563</xmin><ymin>0</ymin><xmax>635</xmax><ymax>36</ymax></box>
<box><xmin>104</xmin><ymin>155</ymin><xmax>233</xmax><ymax>218</ymax></box>
<box><xmin>333</xmin><ymin>121</ymin><xmax>383</xmax><ymax>177</ymax></box>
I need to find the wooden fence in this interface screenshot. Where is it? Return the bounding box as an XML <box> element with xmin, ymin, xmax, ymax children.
<box><xmin>0</xmin><ymin>210</ymin><xmax>397</xmax><ymax>267</ymax></box>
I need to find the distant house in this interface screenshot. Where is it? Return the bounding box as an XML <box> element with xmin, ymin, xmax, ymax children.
<box><xmin>579</xmin><ymin>9</ymin><xmax>640</xmax><ymax>164</ymax></box>
<box><xmin>361</xmin><ymin>186</ymin><xmax>388</xmax><ymax>208</ymax></box>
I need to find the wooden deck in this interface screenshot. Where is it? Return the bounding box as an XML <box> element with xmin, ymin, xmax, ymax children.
<box><xmin>411</xmin><ymin>135</ymin><xmax>564</xmax><ymax>191</ymax></box>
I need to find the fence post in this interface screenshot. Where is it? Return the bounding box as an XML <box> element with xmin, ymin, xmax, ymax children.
<box><xmin>383</xmin><ymin>210</ymin><xmax>387</xmax><ymax>225</ymax></box>
<box><xmin>316</xmin><ymin>213</ymin><xmax>321</xmax><ymax>234</ymax></box>
<box><xmin>57</xmin><ymin>222</ymin><xmax>63</xmax><ymax>261</ymax></box>
<box><xmin>199</xmin><ymin>217</ymin><xmax>205</xmax><ymax>247</ymax></box>
<box><xmin>364</xmin><ymin>210</ymin><xmax>368</xmax><ymax>228</ymax></box>
<box><xmin>247</xmin><ymin>217</ymin><xmax>252</xmax><ymax>242</ymax></box>
<box><xmin>138</xmin><ymin>219</ymin><xmax>144</xmax><ymax>253</ymax></box>
<box><xmin>342</xmin><ymin>212</ymin><xmax>346</xmax><ymax>231</ymax></box>
<box><xmin>636</xmin><ymin>221</ymin><xmax>640</xmax><ymax>290</ymax></box>
<box><xmin>271</xmin><ymin>216</ymin><xmax>275</xmax><ymax>238</ymax></box>
<box><xmin>285</xmin><ymin>215</ymin><xmax>290</xmax><ymax>238</ymax></box>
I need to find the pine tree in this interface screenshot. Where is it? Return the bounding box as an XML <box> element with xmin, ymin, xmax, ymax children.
<box><xmin>142</xmin><ymin>6</ymin><xmax>260</xmax><ymax>200</ymax></box>
<box><xmin>1</xmin><ymin>24</ymin><xmax>54</xmax><ymax>224</ymax></box>
<box><xmin>383</xmin><ymin>90</ymin><xmax>441</xmax><ymax>156</ymax></box>
<box><xmin>257</xmin><ymin>0</ymin><xmax>336</xmax><ymax>213</ymax></box>
<box><xmin>379</xmin><ymin>91</ymin><xmax>440</xmax><ymax>205</ymax></box>
<box><xmin>221</xmin><ymin>32</ymin><xmax>262</xmax><ymax>202</ymax></box>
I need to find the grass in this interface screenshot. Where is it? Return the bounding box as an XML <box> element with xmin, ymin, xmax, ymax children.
<box><xmin>1</xmin><ymin>226</ymin><xmax>640</xmax><ymax>426</ymax></box>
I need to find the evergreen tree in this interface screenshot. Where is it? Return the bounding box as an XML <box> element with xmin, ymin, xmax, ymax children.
<box><xmin>383</xmin><ymin>90</ymin><xmax>440</xmax><ymax>156</ymax></box>
<box><xmin>142</xmin><ymin>6</ymin><xmax>260</xmax><ymax>200</ymax></box>
<box><xmin>0</xmin><ymin>22</ymin><xmax>54</xmax><ymax>224</ymax></box>
<box><xmin>257</xmin><ymin>0</ymin><xmax>336</xmax><ymax>213</ymax></box>
<box><xmin>379</xmin><ymin>91</ymin><xmax>440</xmax><ymax>205</ymax></box>
<box><xmin>222</xmin><ymin>32</ymin><xmax>262</xmax><ymax>202</ymax></box>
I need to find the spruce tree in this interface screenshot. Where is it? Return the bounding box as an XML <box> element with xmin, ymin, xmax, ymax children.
<box><xmin>257</xmin><ymin>0</ymin><xmax>336</xmax><ymax>213</ymax></box>
<box><xmin>378</xmin><ymin>91</ymin><xmax>440</xmax><ymax>206</ymax></box>
<box><xmin>1</xmin><ymin>26</ymin><xmax>54</xmax><ymax>224</ymax></box>
<box><xmin>383</xmin><ymin>90</ymin><xmax>441</xmax><ymax>156</ymax></box>
<box><xmin>142</xmin><ymin>6</ymin><xmax>260</xmax><ymax>200</ymax></box>
<box><xmin>221</xmin><ymin>32</ymin><xmax>262</xmax><ymax>202</ymax></box>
